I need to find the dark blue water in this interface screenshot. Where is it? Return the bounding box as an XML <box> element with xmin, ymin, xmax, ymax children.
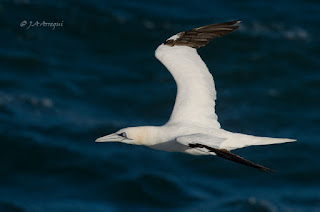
<box><xmin>1</xmin><ymin>0</ymin><xmax>319</xmax><ymax>211</ymax></box>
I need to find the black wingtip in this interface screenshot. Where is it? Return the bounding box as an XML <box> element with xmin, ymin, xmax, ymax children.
<box><xmin>164</xmin><ymin>20</ymin><xmax>241</xmax><ymax>49</ymax></box>
<box><xmin>261</xmin><ymin>166</ymin><xmax>277</xmax><ymax>173</ymax></box>
<box><xmin>189</xmin><ymin>143</ymin><xmax>276</xmax><ymax>173</ymax></box>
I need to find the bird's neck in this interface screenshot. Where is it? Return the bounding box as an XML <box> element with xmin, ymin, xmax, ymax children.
<box><xmin>132</xmin><ymin>126</ymin><xmax>162</xmax><ymax>146</ymax></box>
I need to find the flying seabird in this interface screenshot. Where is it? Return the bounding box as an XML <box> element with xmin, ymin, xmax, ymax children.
<box><xmin>96</xmin><ymin>20</ymin><xmax>296</xmax><ymax>172</ymax></box>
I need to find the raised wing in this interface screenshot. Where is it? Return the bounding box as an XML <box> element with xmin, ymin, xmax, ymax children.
<box><xmin>155</xmin><ymin>21</ymin><xmax>240</xmax><ymax>128</ymax></box>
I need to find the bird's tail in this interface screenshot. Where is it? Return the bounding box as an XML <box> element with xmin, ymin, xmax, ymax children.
<box><xmin>220</xmin><ymin>133</ymin><xmax>296</xmax><ymax>150</ymax></box>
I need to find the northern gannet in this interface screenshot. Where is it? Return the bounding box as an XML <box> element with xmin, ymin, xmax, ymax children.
<box><xmin>96</xmin><ymin>20</ymin><xmax>296</xmax><ymax>172</ymax></box>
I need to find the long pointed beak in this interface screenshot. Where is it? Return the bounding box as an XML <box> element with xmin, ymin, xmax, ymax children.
<box><xmin>95</xmin><ymin>133</ymin><xmax>123</xmax><ymax>143</ymax></box>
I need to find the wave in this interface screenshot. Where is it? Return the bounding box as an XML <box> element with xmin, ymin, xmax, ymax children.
<box><xmin>239</xmin><ymin>21</ymin><xmax>311</xmax><ymax>41</ymax></box>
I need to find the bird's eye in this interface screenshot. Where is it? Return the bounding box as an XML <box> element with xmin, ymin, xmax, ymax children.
<box><xmin>118</xmin><ymin>132</ymin><xmax>127</xmax><ymax>138</ymax></box>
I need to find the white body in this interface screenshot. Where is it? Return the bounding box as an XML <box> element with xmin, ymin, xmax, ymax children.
<box><xmin>117</xmin><ymin>122</ymin><xmax>294</xmax><ymax>156</ymax></box>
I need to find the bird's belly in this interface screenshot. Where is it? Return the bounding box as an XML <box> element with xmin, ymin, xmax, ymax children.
<box><xmin>148</xmin><ymin>140</ymin><xmax>188</xmax><ymax>153</ymax></box>
<box><xmin>148</xmin><ymin>140</ymin><xmax>210</xmax><ymax>155</ymax></box>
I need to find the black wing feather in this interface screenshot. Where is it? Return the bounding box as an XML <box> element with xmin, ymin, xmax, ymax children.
<box><xmin>164</xmin><ymin>20</ymin><xmax>241</xmax><ymax>49</ymax></box>
<box><xmin>189</xmin><ymin>143</ymin><xmax>276</xmax><ymax>173</ymax></box>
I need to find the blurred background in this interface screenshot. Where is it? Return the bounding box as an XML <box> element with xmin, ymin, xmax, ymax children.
<box><xmin>0</xmin><ymin>0</ymin><xmax>319</xmax><ymax>211</ymax></box>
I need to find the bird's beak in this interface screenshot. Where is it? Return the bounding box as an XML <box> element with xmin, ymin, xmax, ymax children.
<box><xmin>95</xmin><ymin>133</ymin><xmax>123</xmax><ymax>143</ymax></box>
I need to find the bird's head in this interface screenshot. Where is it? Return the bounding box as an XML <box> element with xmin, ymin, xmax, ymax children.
<box><xmin>95</xmin><ymin>126</ymin><xmax>157</xmax><ymax>145</ymax></box>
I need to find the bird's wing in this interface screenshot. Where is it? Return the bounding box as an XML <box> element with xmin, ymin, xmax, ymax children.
<box><xmin>155</xmin><ymin>21</ymin><xmax>240</xmax><ymax>128</ymax></box>
<box><xmin>176</xmin><ymin>134</ymin><xmax>276</xmax><ymax>173</ymax></box>
<box><xmin>176</xmin><ymin>133</ymin><xmax>226</xmax><ymax>148</ymax></box>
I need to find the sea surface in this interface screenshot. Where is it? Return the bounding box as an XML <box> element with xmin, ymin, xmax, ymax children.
<box><xmin>0</xmin><ymin>0</ymin><xmax>319</xmax><ymax>211</ymax></box>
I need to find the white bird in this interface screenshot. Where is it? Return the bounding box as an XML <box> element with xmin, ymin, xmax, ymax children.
<box><xmin>96</xmin><ymin>20</ymin><xmax>296</xmax><ymax>172</ymax></box>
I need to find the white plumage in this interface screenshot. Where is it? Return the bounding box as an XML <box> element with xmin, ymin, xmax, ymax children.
<box><xmin>96</xmin><ymin>20</ymin><xmax>296</xmax><ymax>172</ymax></box>
<box><xmin>155</xmin><ymin>45</ymin><xmax>220</xmax><ymax>128</ymax></box>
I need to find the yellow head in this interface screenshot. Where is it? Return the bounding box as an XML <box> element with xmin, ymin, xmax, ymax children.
<box><xmin>95</xmin><ymin>126</ymin><xmax>157</xmax><ymax>145</ymax></box>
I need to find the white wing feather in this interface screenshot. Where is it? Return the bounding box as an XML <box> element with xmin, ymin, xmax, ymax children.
<box><xmin>176</xmin><ymin>133</ymin><xmax>226</xmax><ymax>148</ymax></box>
<box><xmin>155</xmin><ymin>45</ymin><xmax>220</xmax><ymax>128</ymax></box>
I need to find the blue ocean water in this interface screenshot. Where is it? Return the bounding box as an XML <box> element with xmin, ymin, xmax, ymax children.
<box><xmin>0</xmin><ymin>0</ymin><xmax>319</xmax><ymax>211</ymax></box>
